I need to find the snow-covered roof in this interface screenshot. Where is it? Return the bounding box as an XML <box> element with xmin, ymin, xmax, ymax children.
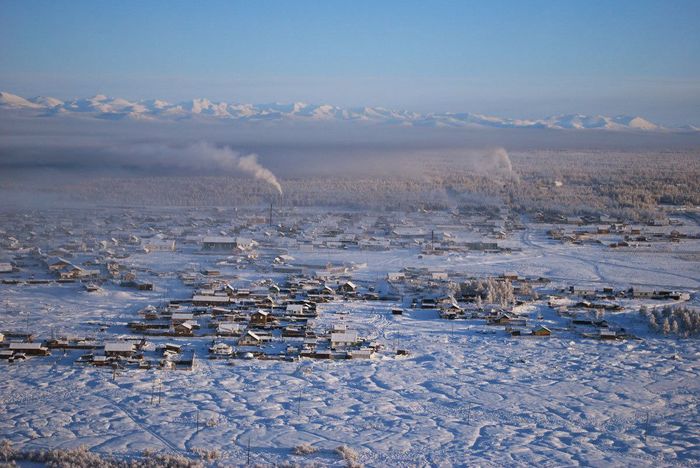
<box><xmin>104</xmin><ymin>342</ymin><xmax>134</xmax><ymax>353</ymax></box>
<box><xmin>331</xmin><ymin>331</ymin><xmax>358</xmax><ymax>343</ymax></box>
<box><xmin>202</xmin><ymin>236</ymin><xmax>237</xmax><ymax>244</ymax></box>
<box><xmin>9</xmin><ymin>342</ymin><xmax>45</xmax><ymax>350</ymax></box>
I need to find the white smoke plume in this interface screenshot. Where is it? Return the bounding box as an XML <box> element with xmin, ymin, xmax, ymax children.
<box><xmin>236</xmin><ymin>153</ymin><xmax>283</xmax><ymax>195</ymax></box>
<box><xmin>109</xmin><ymin>142</ymin><xmax>284</xmax><ymax>194</ymax></box>
<box><xmin>467</xmin><ymin>147</ymin><xmax>519</xmax><ymax>181</ymax></box>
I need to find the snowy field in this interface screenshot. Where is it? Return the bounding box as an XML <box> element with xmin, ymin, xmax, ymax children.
<box><xmin>1</xmin><ymin>213</ymin><xmax>699</xmax><ymax>467</ymax></box>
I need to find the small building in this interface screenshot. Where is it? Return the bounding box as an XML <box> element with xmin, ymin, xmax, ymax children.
<box><xmin>173</xmin><ymin>322</ymin><xmax>195</xmax><ymax>336</ymax></box>
<box><xmin>209</xmin><ymin>342</ymin><xmax>233</xmax><ymax>356</ymax></box>
<box><xmin>387</xmin><ymin>272</ymin><xmax>405</xmax><ymax>282</ymax></box>
<box><xmin>330</xmin><ymin>331</ymin><xmax>359</xmax><ymax>349</ymax></box>
<box><xmin>8</xmin><ymin>342</ymin><xmax>50</xmax><ymax>356</ymax></box>
<box><xmin>599</xmin><ymin>329</ymin><xmax>618</xmax><ymax>340</ymax></box>
<box><xmin>532</xmin><ymin>325</ymin><xmax>552</xmax><ymax>336</ymax></box>
<box><xmin>337</xmin><ymin>281</ymin><xmax>357</xmax><ymax>294</ymax></box>
<box><xmin>250</xmin><ymin>310</ymin><xmax>274</xmax><ymax>327</ymax></box>
<box><xmin>487</xmin><ymin>313</ymin><xmax>515</xmax><ymax>325</ymax></box>
<box><xmin>349</xmin><ymin>348</ymin><xmax>374</xmax><ymax>359</ymax></box>
<box><xmin>192</xmin><ymin>295</ymin><xmax>231</xmax><ymax>306</ymax></box>
<box><xmin>202</xmin><ymin>236</ymin><xmax>237</xmax><ymax>251</ymax></box>
<box><xmin>104</xmin><ymin>341</ymin><xmax>135</xmax><ymax>357</ymax></box>
<box><xmin>171</xmin><ymin>313</ymin><xmax>194</xmax><ymax>324</ymax></box>
<box><xmin>217</xmin><ymin>323</ymin><xmax>244</xmax><ymax>336</ymax></box>
<box><xmin>238</xmin><ymin>330</ymin><xmax>264</xmax><ymax>347</ymax></box>
<box><xmin>286</xmin><ymin>304</ymin><xmax>305</xmax><ymax>316</ymax></box>
<box><xmin>142</xmin><ymin>239</ymin><xmax>176</xmax><ymax>253</ymax></box>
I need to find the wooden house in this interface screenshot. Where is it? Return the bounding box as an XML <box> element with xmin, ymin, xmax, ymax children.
<box><xmin>104</xmin><ymin>341</ymin><xmax>135</xmax><ymax>357</ymax></box>
<box><xmin>250</xmin><ymin>310</ymin><xmax>274</xmax><ymax>327</ymax></box>
<box><xmin>8</xmin><ymin>342</ymin><xmax>50</xmax><ymax>356</ymax></box>
<box><xmin>330</xmin><ymin>331</ymin><xmax>359</xmax><ymax>349</ymax></box>
<box><xmin>238</xmin><ymin>330</ymin><xmax>265</xmax><ymax>347</ymax></box>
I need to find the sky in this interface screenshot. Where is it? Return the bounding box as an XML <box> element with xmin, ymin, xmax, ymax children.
<box><xmin>1</xmin><ymin>0</ymin><xmax>699</xmax><ymax>125</ymax></box>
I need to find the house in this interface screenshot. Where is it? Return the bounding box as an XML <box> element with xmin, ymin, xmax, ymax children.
<box><xmin>104</xmin><ymin>341</ymin><xmax>135</xmax><ymax>357</ymax></box>
<box><xmin>598</xmin><ymin>329</ymin><xmax>618</xmax><ymax>340</ymax></box>
<box><xmin>171</xmin><ymin>313</ymin><xmax>194</xmax><ymax>324</ymax></box>
<box><xmin>349</xmin><ymin>348</ymin><xmax>374</xmax><ymax>359</ymax></box>
<box><xmin>282</xmin><ymin>326</ymin><xmax>306</xmax><ymax>337</ymax></box>
<box><xmin>142</xmin><ymin>239</ymin><xmax>176</xmax><ymax>253</ymax></box>
<box><xmin>337</xmin><ymin>281</ymin><xmax>357</xmax><ymax>294</ymax></box>
<box><xmin>532</xmin><ymin>325</ymin><xmax>552</xmax><ymax>336</ymax></box>
<box><xmin>250</xmin><ymin>310</ymin><xmax>274</xmax><ymax>327</ymax></box>
<box><xmin>8</xmin><ymin>342</ymin><xmax>50</xmax><ymax>356</ymax></box>
<box><xmin>286</xmin><ymin>304</ymin><xmax>305</xmax><ymax>316</ymax></box>
<box><xmin>238</xmin><ymin>330</ymin><xmax>264</xmax><ymax>347</ymax></box>
<box><xmin>314</xmin><ymin>285</ymin><xmax>335</xmax><ymax>296</ymax></box>
<box><xmin>330</xmin><ymin>330</ymin><xmax>359</xmax><ymax>349</ymax></box>
<box><xmin>47</xmin><ymin>257</ymin><xmax>72</xmax><ymax>271</ymax></box>
<box><xmin>173</xmin><ymin>322</ymin><xmax>195</xmax><ymax>336</ymax></box>
<box><xmin>392</xmin><ymin>227</ymin><xmax>426</xmax><ymax>238</ymax></box>
<box><xmin>217</xmin><ymin>323</ymin><xmax>244</xmax><ymax>336</ymax></box>
<box><xmin>0</xmin><ymin>263</ymin><xmax>13</xmax><ymax>273</ymax></box>
<box><xmin>387</xmin><ymin>272</ymin><xmax>405</xmax><ymax>282</ymax></box>
<box><xmin>56</xmin><ymin>263</ymin><xmax>99</xmax><ymax>279</ymax></box>
<box><xmin>202</xmin><ymin>236</ymin><xmax>237</xmax><ymax>251</ymax></box>
<box><xmin>487</xmin><ymin>313</ymin><xmax>515</xmax><ymax>325</ymax></box>
<box><xmin>209</xmin><ymin>342</ymin><xmax>233</xmax><ymax>356</ymax></box>
<box><xmin>235</xmin><ymin>237</ymin><xmax>258</xmax><ymax>251</ymax></box>
<box><xmin>192</xmin><ymin>295</ymin><xmax>231</xmax><ymax>306</ymax></box>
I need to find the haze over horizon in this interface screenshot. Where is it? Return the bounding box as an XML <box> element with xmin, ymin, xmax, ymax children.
<box><xmin>2</xmin><ymin>0</ymin><xmax>700</xmax><ymax>127</ymax></box>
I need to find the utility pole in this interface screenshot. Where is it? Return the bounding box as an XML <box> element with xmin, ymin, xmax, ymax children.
<box><xmin>644</xmin><ymin>411</ymin><xmax>650</xmax><ymax>442</ymax></box>
<box><xmin>297</xmin><ymin>388</ymin><xmax>303</xmax><ymax>417</ymax></box>
<box><xmin>246</xmin><ymin>436</ymin><xmax>251</xmax><ymax>466</ymax></box>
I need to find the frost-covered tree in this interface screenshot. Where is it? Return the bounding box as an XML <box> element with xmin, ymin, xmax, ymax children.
<box><xmin>662</xmin><ymin>318</ymin><xmax>671</xmax><ymax>335</ymax></box>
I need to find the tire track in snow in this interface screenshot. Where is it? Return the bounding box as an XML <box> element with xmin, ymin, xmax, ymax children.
<box><xmin>94</xmin><ymin>390</ymin><xmax>186</xmax><ymax>455</ymax></box>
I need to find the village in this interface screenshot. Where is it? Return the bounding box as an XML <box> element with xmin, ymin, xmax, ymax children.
<box><xmin>1</xmin><ymin>205</ymin><xmax>696</xmax><ymax>369</ymax></box>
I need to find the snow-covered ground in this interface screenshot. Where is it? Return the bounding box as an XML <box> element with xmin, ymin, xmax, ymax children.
<box><xmin>1</xmin><ymin>212</ymin><xmax>699</xmax><ymax>466</ymax></box>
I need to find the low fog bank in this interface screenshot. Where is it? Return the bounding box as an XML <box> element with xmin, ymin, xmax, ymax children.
<box><xmin>2</xmin><ymin>114</ymin><xmax>699</xmax><ymax>179</ymax></box>
<box><xmin>1</xmin><ymin>115</ymin><xmax>698</xmax><ymax>214</ymax></box>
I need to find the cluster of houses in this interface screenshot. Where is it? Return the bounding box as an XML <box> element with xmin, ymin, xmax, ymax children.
<box><xmin>0</xmin><ymin>332</ymin><xmax>51</xmax><ymax>363</ymax></box>
<box><xmin>547</xmin><ymin>221</ymin><xmax>698</xmax><ymax>248</ymax></box>
<box><xmin>46</xmin><ymin>256</ymin><xmax>100</xmax><ymax>280</ymax></box>
<box><xmin>124</xmin><ymin>275</ymin><xmax>376</xmax><ymax>360</ymax></box>
<box><xmin>2</xmin><ymin>205</ymin><xmax>694</xmax><ymax>373</ymax></box>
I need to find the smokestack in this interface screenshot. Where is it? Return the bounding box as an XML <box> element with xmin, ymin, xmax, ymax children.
<box><xmin>269</xmin><ymin>202</ymin><xmax>273</xmax><ymax>227</ymax></box>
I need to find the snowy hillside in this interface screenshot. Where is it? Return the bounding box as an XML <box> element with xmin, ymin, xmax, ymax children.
<box><xmin>0</xmin><ymin>91</ymin><xmax>683</xmax><ymax>131</ymax></box>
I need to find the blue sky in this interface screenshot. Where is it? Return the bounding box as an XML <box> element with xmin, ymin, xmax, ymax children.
<box><xmin>1</xmin><ymin>0</ymin><xmax>699</xmax><ymax>124</ymax></box>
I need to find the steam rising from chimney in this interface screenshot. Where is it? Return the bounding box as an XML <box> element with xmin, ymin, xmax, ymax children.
<box><xmin>110</xmin><ymin>142</ymin><xmax>284</xmax><ymax>194</ymax></box>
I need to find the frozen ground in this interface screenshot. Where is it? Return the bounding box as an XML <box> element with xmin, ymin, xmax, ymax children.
<box><xmin>1</xmin><ymin>219</ymin><xmax>699</xmax><ymax>466</ymax></box>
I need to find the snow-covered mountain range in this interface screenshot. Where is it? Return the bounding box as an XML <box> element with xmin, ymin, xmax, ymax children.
<box><xmin>0</xmin><ymin>90</ymin><xmax>693</xmax><ymax>131</ymax></box>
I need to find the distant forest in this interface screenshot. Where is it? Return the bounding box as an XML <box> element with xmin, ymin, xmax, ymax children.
<box><xmin>4</xmin><ymin>150</ymin><xmax>699</xmax><ymax>222</ymax></box>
